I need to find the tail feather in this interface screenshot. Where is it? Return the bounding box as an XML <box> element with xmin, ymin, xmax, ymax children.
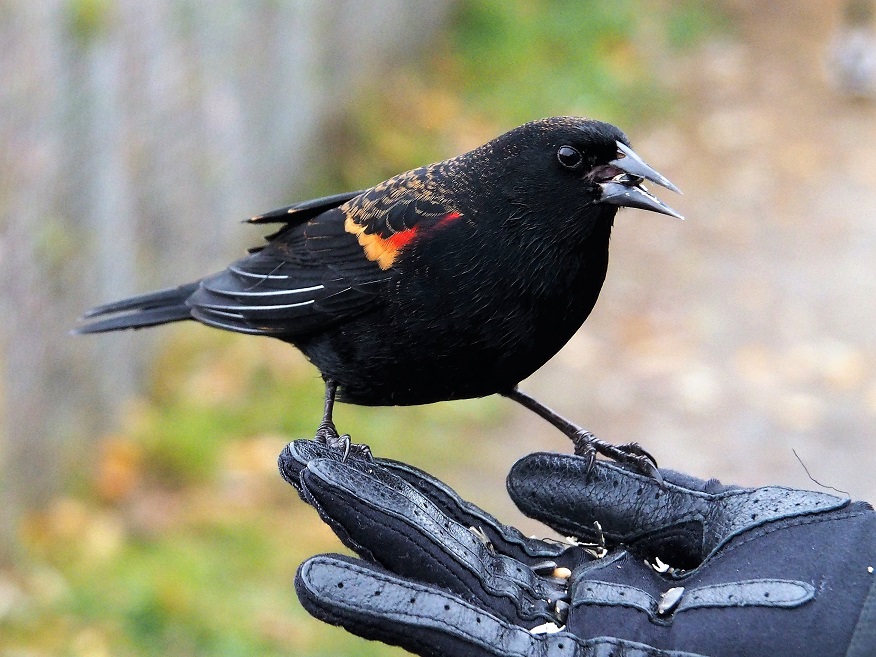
<box><xmin>75</xmin><ymin>282</ymin><xmax>198</xmax><ymax>333</ymax></box>
<box><xmin>82</xmin><ymin>283</ymin><xmax>199</xmax><ymax>318</ymax></box>
<box><xmin>74</xmin><ymin>305</ymin><xmax>193</xmax><ymax>333</ymax></box>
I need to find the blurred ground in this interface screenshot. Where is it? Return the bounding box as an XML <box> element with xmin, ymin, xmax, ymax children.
<box><xmin>488</xmin><ymin>2</ymin><xmax>876</xmax><ymax>533</ymax></box>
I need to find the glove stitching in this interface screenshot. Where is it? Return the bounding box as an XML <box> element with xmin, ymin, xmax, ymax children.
<box><xmin>674</xmin><ymin>579</ymin><xmax>815</xmax><ymax>611</ymax></box>
<box><xmin>349</xmin><ymin>500</ymin><xmax>558</xmax><ymax>623</ymax></box>
<box><xmin>386</xmin><ymin>461</ymin><xmax>557</xmax><ymax>558</ymax></box>
<box><xmin>303</xmin><ymin>590</ymin><xmax>484</xmax><ymax>657</ymax></box>
<box><xmin>308</xmin><ymin>465</ymin><xmax>558</xmax><ymax>620</ymax></box>
<box><xmin>511</xmin><ymin>478</ymin><xmax>843</xmax><ymax>547</ymax></box>
<box><xmin>304</xmin><ymin>559</ymin><xmax>559</xmax><ymax>657</ymax></box>
<box><xmin>694</xmin><ymin>508</ymin><xmax>870</xmax><ymax>571</ymax></box>
<box><xmin>361</xmin><ymin>477</ymin><xmax>561</xmax><ymax>607</ymax></box>
<box><xmin>308</xmin><ymin>465</ymin><xmax>492</xmax><ymax>587</ymax></box>
<box><xmin>356</xmin><ymin>502</ymin><xmax>487</xmax><ymax>604</ymax></box>
<box><xmin>583</xmin><ymin>636</ymin><xmax>709</xmax><ymax>657</ymax></box>
<box><xmin>427</xmin><ymin>490</ymin><xmax>561</xmax><ymax>560</ymax></box>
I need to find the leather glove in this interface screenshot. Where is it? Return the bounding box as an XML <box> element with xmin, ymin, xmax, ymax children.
<box><xmin>280</xmin><ymin>440</ymin><xmax>876</xmax><ymax>657</ymax></box>
<box><xmin>507</xmin><ymin>452</ymin><xmax>876</xmax><ymax>657</ymax></box>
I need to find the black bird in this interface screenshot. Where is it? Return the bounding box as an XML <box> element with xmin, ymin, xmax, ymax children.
<box><xmin>77</xmin><ymin>117</ymin><xmax>681</xmax><ymax>475</ymax></box>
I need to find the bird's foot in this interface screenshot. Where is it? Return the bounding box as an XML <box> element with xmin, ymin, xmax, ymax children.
<box><xmin>572</xmin><ymin>431</ymin><xmax>662</xmax><ymax>485</ymax></box>
<box><xmin>314</xmin><ymin>421</ymin><xmax>373</xmax><ymax>463</ymax></box>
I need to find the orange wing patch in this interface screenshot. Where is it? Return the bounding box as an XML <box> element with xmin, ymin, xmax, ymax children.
<box><xmin>344</xmin><ymin>215</ymin><xmax>417</xmax><ymax>270</ymax></box>
<box><xmin>345</xmin><ymin>211</ymin><xmax>462</xmax><ymax>270</ymax></box>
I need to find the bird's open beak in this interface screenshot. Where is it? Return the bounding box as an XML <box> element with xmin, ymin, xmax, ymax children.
<box><xmin>596</xmin><ymin>141</ymin><xmax>683</xmax><ymax>219</ymax></box>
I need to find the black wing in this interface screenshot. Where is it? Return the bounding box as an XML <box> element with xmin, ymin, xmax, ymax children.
<box><xmin>76</xmin><ymin>191</ymin><xmax>362</xmax><ymax>335</ymax></box>
<box><xmin>188</xmin><ymin>169</ymin><xmax>463</xmax><ymax>337</ymax></box>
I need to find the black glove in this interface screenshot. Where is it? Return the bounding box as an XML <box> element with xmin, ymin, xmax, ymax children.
<box><xmin>280</xmin><ymin>441</ymin><xmax>876</xmax><ymax>657</ymax></box>
<box><xmin>507</xmin><ymin>453</ymin><xmax>876</xmax><ymax>657</ymax></box>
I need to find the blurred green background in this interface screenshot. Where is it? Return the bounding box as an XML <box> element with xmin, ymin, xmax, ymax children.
<box><xmin>4</xmin><ymin>1</ymin><xmax>876</xmax><ymax>655</ymax></box>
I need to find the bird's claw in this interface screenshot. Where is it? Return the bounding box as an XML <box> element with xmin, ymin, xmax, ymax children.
<box><xmin>630</xmin><ymin>454</ymin><xmax>664</xmax><ymax>486</ymax></box>
<box><xmin>615</xmin><ymin>441</ymin><xmax>659</xmax><ymax>469</ymax></box>
<box><xmin>332</xmin><ymin>434</ymin><xmax>374</xmax><ymax>463</ymax></box>
<box><xmin>572</xmin><ymin>432</ymin><xmax>662</xmax><ymax>484</ymax></box>
<box><xmin>347</xmin><ymin>442</ymin><xmax>374</xmax><ymax>462</ymax></box>
<box><xmin>313</xmin><ymin>422</ymin><xmax>373</xmax><ymax>463</ymax></box>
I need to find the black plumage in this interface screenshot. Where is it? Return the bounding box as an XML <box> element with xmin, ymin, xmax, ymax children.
<box><xmin>77</xmin><ymin>117</ymin><xmax>681</xmax><ymax>474</ymax></box>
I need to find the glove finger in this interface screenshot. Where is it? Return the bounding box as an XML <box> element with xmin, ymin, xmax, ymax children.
<box><xmin>280</xmin><ymin>439</ymin><xmax>567</xmax><ymax>565</ymax></box>
<box><xmin>508</xmin><ymin>453</ymin><xmax>847</xmax><ymax>568</ymax></box>
<box><xmin>301</xmin><ymin>458</ymin><xmax>567</xmax><ymax>626</ymax></box>
<box><xmin>378</xmin><ymin>458</ymin><xmax>566</xmax><ymax>564</ymax></box>
<box><xmin>296</xmin><ymin>554</ymin><xmax>576</xmax><ymax>657</ymax></box>
<box><xmin>507</xmin><ymin>453</ymin><xmax>706</xmax><ymax>559</ymax></box>
<box><xmin>278</xmin><ymin>438</ymin><xmax>371</xmax><ymax>498</ymax></box>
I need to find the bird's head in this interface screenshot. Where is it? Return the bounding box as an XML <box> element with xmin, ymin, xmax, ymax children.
<box><xmin>481</xmin><ymin>117</ymin><xmax>682</xmax><ymax>235</ymax></box>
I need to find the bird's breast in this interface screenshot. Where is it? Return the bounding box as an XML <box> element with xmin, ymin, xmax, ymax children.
<box><xmin>305</xmin><ymin>214</ymin><xmax>613</xmax><ymax>406</ymax></box>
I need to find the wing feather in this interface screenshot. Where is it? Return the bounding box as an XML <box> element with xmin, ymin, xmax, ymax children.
<box><xmin>188</xmin><ymin>166</ymin><xmax>462</xmax><ymax>337</ymax></box>
<box><xmin>248</xmin><ymin>190</ymin><xmax>364</xmax><ymax>224</ymax></box>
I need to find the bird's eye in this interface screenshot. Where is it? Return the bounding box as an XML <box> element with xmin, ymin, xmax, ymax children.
<box><xmin>557</xmin><ymin>145</ymin><xmax>583</xmax><ymax>169</ymax></box>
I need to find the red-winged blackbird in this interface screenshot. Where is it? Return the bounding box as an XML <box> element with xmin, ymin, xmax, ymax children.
<box><xmin>77</xmin><ymin>117</ymin><xmax>681</xmax><ymax>475</ymax></box>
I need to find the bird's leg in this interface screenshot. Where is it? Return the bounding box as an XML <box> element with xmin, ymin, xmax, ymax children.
<box><xmin>502</xmin><ymin>387</ymin><xmax>660</xmax><ymax>482</ymax></box>
<box><xmin>314</xmin><ymin>379</ymin><xmax>372</xmax><ymax>462</ymax></box>
<box><xmin>314</xmin><ymin>379</ymin><xmax>343</xmax><ymax>446</ymax></box>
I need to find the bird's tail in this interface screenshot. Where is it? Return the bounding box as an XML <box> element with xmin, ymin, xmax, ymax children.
<box><xmin>74</xmin><ymin>282</ymin><xmax>199</xmax><ymax>334</ymax></box>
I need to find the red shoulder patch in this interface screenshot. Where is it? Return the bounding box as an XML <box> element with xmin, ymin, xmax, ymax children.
<box><xmin>435</xmin><ymin>211</ymin><xmax>462</xmax><ymax>229</ymax></box>
<box><xmin>345</xmin><ymin>211</ymin><xmax>461</xmax><ymax>270</ymax></box>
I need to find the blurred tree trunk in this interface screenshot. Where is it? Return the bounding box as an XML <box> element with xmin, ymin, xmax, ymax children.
<box><xmin>0</xmin><ymin>1</ymin><xmax>66</xmax><ymax>560</ymax></box>
<box><xmin>0</xmin><ymin>0</ymin><xmax>451</xmax><ymax>561</ymax></box>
